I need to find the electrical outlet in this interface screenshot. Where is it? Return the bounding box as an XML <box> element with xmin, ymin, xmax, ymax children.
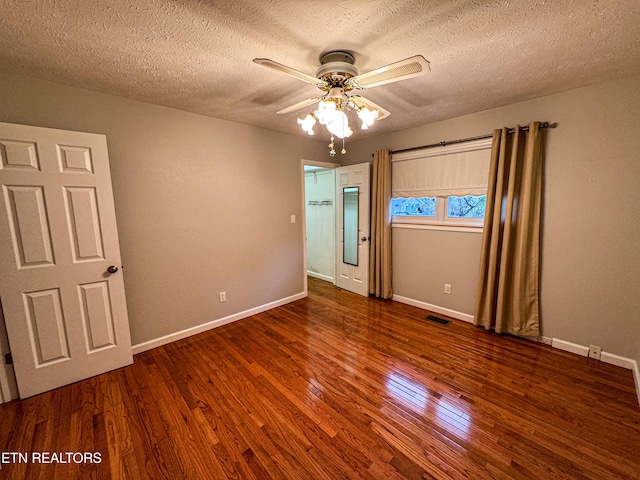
<box><xmin>219</xmin><ymin>291</ymin><xmax>226</xmax><ymax>303</ymax></box>
<box><xmin>588</xmin><ymin>345</ymin><xmax>601</xmax><ymax>360</ymax></box>
<box><xmin>444</xmin><ymin>284</ymin><xmax>452</xmax><ymax>295</ymax></box>
<box><xmin>290</xmin><ymin>214</ymin><xmax>296</xmax><ymax>224</ymax></box>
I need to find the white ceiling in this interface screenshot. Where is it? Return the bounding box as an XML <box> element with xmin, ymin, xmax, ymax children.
<box><xmin>1</xmin><ymin>0</ymin><xmax>639</xmax><ymax>139</ymax></box>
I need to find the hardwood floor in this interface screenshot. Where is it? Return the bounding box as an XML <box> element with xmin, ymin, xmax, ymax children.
<box><xmin>1</xmin><ymin>277</ymin><xmax>639</xmax><ymax>479</ymax></box>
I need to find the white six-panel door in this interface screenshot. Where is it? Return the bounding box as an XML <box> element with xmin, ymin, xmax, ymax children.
<box><xmin>0</xmin><ymin>122</ymin><xmax>132</xmax><ymax>399</ymax></box>
<box><xmin>335</xmin><ymin>163</ymin><xmax>370</xmax><ymax>297</ymax></box>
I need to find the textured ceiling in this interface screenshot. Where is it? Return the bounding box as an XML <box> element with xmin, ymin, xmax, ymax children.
<box><xmin>1</xmin><ymin>0</ymin><xmax>639</xmax><ymax>139</ymax></box>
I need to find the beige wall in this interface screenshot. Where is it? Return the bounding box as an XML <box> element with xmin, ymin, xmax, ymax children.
<box><xmin>1</xmin><ymin>71</ymin><xmax>638</xmax><ymax>365</ymax></box>
<box><xmin>392</xmin><ymin>228</ymin><xmax>482</xmax><ymax>317</ymax></box>
<box><xmin>345</xmin><ymin>74</ymin><xmax>640</xmax><ymax>361</ymax></box>
<box><xmin>0</xmin><ymin>73</ymin><xmax>327</xmax><ymax>345</ymax></box>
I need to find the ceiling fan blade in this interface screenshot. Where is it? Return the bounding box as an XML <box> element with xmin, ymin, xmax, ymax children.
<box><xmin>349</xmin><ymin>95</ymin><xmax>391</xmax><ymax>120</ymax></box>
<box><xmin>347</xmin><ymin>55</ymin><xmax>430</xmax><ymax>89</ymax></box>
<box><xmin>253</xmin><ymin>58</ymin><xmax>322</xmax><ymax>85</ymax></box>
<box><xmin>276</xmin><ymin>96</ymin><xmax>323</xmax><ymax>115</ymax></box>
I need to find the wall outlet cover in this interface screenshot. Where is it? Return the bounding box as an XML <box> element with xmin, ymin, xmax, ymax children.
<box><xmin>588</xmin><ymin>345</ymin><xmax>602</xmax><ymax>360</ymax></box>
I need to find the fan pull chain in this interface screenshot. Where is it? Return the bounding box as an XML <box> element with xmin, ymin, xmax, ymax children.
<box><xmin>329</xmin><ymin>135</ymin><xmax>336</xmax><ymax>157</ymax></box>
<box><xmin>341</xmin><ymin>108</ymin><xmax>347</xmax><ymax>155</ymax></box>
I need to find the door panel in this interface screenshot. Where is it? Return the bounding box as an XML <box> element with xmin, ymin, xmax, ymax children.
<box><xmin>0</xmin><ymin>122</ymin><xmax>132</xmax><ymax>399</ymax></box>
<box><xmin>79</xmin><ymin>281</ymin><xmax>117</xmax><ymax>352</ymax></box>
<box><xmin>335</xmin><ymin>163</ymin><xmax>370</xmax><ymax>297</ymax></box>
<box><xmin>24</xmin><ymin>288</ymin><xmax>69</xmax><ymax>365</ymax></box>
<box><xmin>64</xmin><ymin>186</ymin><xmax>105</xmax><ymax>261</ymax></box>
<box><xmin>4</xmin><ymin>185</ymin><xmax>56</xmax><ymax>267</ymax></box>
<box><xmin>58</xmin><ymin>145</ymin><xmax>94</xmax><ymax>173</ymax></box>
<box><xmin>0</xmin><ymin>140</ymin><xmax>40</xmax><ymax>170</ymax></box>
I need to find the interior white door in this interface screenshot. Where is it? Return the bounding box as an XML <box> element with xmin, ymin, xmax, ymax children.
<box><xmin>0</xmin><ymin>122</ymin><xmax>133</xmax><ymax>399</ymax></box>
<box><xmin>335</xmin><ymin>162</ymin><xmax>370</xmax><ymax>296</ymax></box>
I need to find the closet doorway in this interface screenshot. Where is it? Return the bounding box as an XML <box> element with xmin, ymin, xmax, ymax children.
<box><xmin>302</xmin><ymin>160</ymin><xmax>338</xmax><ymax>293</ymax></box>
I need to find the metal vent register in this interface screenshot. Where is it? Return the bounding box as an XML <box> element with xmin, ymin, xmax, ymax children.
<box><xmin>425</xmin><ymin>315</ymin><xmax>451</xmax><ymax>326</ymax></box>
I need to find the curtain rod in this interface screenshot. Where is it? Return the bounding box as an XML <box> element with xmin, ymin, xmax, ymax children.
<box><xmin>373</xmin><ymin>122</ymin><xmax>552</xmax><ymax>157</ymax></box>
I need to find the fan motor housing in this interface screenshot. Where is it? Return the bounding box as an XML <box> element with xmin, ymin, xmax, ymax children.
<box><xmin>320</xmin><ymin>51</ymin><xmax>355</xmax><ymax>65</ymax></box>
<box><xmin>316</xmin><ymin>50</ymin><xmax>359</xmax><ymax>83</ymax></box>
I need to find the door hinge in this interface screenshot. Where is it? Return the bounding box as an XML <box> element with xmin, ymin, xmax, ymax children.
<box><xmin>4</xmin><ymin>352</ymin><xmax>12</xmax><ymax>365</ymax></box>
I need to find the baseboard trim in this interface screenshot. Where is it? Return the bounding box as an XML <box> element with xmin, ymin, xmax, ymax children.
<box><xmin>601</xmin><ymin>351</ymin><xmax>637</xmax><ymax>369</ymax></box>
<box><xmin>307</xmin><ymin>271</ymin><xmax>334</xmax><ymax>283</ymax></box>
<box><xmin>392</xmin><ymin>295</ymin><xmax>474</xmax><ymax>324</ymax></box>
<box><xmin>132</xmin><ymin>291</ymin><xmax>307</xmax><ymax>355</ymax></box>
<box><xmin>633</xmin><ymin>361</ymin><xmax>640</xmax><ymax>408</ymax></box>
<box><xmin>550</xmin><ymin>339</ymin><xmax>637</xmax><ymax>367</ymax></box>
<box><xmin>551</xmin><ymin>338</ymin><xmax>590</xmax><ymax>357</ymax></box>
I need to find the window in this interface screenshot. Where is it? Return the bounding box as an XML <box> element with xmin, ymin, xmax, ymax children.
<box><xmin>391</xmin><ymin>138</ymin><xmax>491</xmax><ymax>229</ymax></box>
<box><xmin>392</xmin><ymin>195</ymin><xmax>486</xmax><ymax>226</ymax></box>
<box><xmin>447</xmin><ymin>195</ymin><xmax>486</xmax><ymax>218</ymax></box>
<box><xmin>391</xmin><ymin>197</ymin><xmax>436</xmax><ymax>217</ymax></box>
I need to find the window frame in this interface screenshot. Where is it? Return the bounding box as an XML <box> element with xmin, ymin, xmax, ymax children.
<box><xmin>390</xmin><ymin>138</ymin><xmax>491</xmax><ymax>231</ymax></box>
<box><xmin>392</xmin><ymin>196</ymin><xmax>485</xmax><ymax>229</ymax></box>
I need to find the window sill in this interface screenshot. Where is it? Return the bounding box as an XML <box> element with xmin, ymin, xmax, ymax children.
<box><xmin>391</xmin><ymin>222</ymin><xmax>483</xmax><ymax>233</ymax></box>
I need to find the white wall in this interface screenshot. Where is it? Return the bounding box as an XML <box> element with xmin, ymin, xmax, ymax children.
<box><xmin>0</xmin><ymin>72</ymin><xmax>327</xmax><ymax>348</ymax></box>
<box><xmin>304</xmin><ymin>169</ymin><xmax>335</xmax><ymax>282</ymax></box>
<box><xmin>345</xmin><ymin>74</ymin><xmax>640</xmax><ymax>362</ymax></box>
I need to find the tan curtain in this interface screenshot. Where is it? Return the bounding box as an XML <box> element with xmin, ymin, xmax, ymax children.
<box><xmin>474</xmin><ymin>122</ymin><xmax>544</xmax><ymax>336</ymax></box>
<box><xmin>369</xmin><ymin>149</ymin><xmax>393</xmax><ymax>298</ymax></box>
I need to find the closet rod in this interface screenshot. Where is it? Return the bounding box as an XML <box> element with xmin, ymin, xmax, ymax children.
<box><xmin>373</xmin><ymin>122</ymin><xmax>552</xmax><ymax>157</ymax></box>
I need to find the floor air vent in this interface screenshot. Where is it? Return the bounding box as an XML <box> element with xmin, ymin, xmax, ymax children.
<box><xmin>425</xmin><ymin>315</ymin><xmax>451</xmax><ymax>326</ymax></box>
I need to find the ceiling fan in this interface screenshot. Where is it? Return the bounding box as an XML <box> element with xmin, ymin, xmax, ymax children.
<box><xmin>253</xmin><ymin>51</ymin><xmax>430</xmax><ymax>155</ymax></box>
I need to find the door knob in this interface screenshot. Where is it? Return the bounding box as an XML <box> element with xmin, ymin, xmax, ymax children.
<box><xmin>107</xmin><ymin>265</ymin><xmax>119</xmax><ymax>274</ymax></box>
<box><xmin>361</xmin><ymin>236</ymin><xmax>368</xmax><ymax>242</ymax></box>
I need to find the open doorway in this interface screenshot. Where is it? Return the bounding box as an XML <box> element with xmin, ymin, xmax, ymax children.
<box><xmin>301</xmin><ymin>160</ymin><xmax>338</xmax><ymax>294</ymax></box>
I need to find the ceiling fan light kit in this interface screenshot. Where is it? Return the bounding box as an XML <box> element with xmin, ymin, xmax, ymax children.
<box><xmin>254</xmin><ymin>51</ymin><xmax>430</xmax><ymax>156</ymax></box>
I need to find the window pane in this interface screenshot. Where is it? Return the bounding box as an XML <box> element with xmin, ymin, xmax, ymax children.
<box><xmin>447</xmin><ymin>195</ymin><xmax>486</xmax><ymax>218</ymax></box>
<box><xmin>391</xmin><ymin>197</ymin><xmax>436</xmax><ymax>217</ymax></box>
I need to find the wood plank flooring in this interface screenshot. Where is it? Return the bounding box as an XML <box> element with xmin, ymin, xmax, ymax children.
<box><xmin>1</xmin><ymin>277</ymin><xmax>639</xmax><ymax>479</ymax></box>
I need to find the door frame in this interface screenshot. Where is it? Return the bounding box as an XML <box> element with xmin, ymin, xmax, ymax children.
<box><xmin>301</xmin><ymin>159</ymin><xmax>339</xmax><ymax>296</ymax></box>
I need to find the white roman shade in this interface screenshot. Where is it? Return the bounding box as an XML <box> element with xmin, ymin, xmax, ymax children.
<box><xmin>392</xmin><ymin>138</ymin><xmax>492</xmax><ymax>198</ymax></box>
